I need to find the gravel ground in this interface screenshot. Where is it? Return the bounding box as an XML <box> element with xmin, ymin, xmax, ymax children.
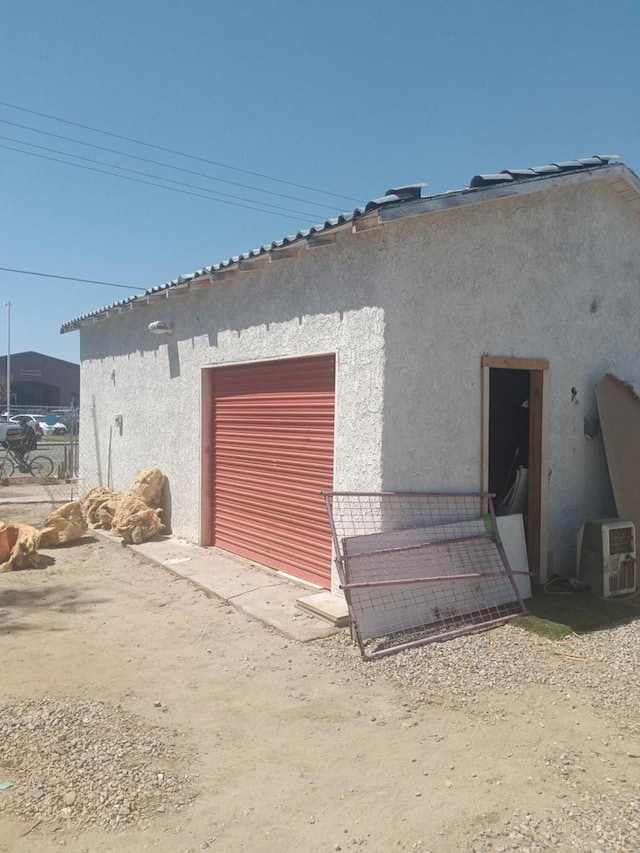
<box><xmin>0</xmin><ymin>698</ymin><xmax>194</xmax><ymax>832</ymax></box>
<box><xmin>317</xmin><ymin>620</ymin><xmax>640</xmax><ymax>720</ymax></box>
<box><xmin>2</xmin><ymin>522</ymin><xmax>640</xmax><ymax>852</ymax></box>
<box><xmin>315</xmin><ymin>620</ymin><xmax>640</xmax><ymax>852</ymax></box>
<box><xmin>470</xmin><ymin>793</ymin><xmax>640</xmax><ymax>852</ymax></box>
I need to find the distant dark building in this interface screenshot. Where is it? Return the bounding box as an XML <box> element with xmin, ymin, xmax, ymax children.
<box><xmin>0</xmin><ymin>351</ymin><xmax>79</xmax><ymax>408</ymax></box>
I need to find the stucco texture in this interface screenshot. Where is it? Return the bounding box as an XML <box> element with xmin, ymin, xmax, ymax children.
<box><xmin>79</xmin><ymin>176</ymin><xmax>640</xmax><ymax>583</ymax></box>
<box><xmin>79</xmin><ymin>235</ymin><xmax>386</xmax><ymax>560</ymax></box>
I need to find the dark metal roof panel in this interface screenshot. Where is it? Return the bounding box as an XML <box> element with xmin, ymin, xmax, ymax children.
<box><xmin>552</xmin><ymin>160</ymin><xmax>585</xmax><ymax>170</ymax></box>
<box><xmin>530</xmin><ymin>164</ymin><xmax>561</xmax><ymax>174</ymax></box>
<box><xmin>469</xmin><ymin>154</ymin><xmax>621</xmax><ymax>192</ymax></box>
<box><xmin>501</xmin><ymin>169</ymin><xmax>538</xmax><ymax>178</ymax></box>
<box><xmin>384</xmin><ymin>183</ymin><xmax>427</xmax><ymax>200</ymax></box>
<box><xmin>469</xmin><ymin>173</ymin><xmax>514</xmax><ymax>188</ymax></box>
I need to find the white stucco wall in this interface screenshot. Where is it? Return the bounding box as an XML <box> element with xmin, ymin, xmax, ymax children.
<box><xmin>377</xmin><ymin>179</ymin><xmax>640</xmax><ymax>574</ymax></box>
<box><xmin>78</xmin><ymin>175</ymin><xmax>640</xmax><ymax>584</ymax></box>
<box><xmin>79</xmin><ymin>230</ymin><xmax>386</xmax><ymax>565</ymax></box>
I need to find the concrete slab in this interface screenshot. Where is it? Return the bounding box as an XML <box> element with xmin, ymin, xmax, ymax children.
<box><xmin>229</xmin><ymin>586</ymin><xmax>342</xmax><ymax>642</ymax></box>
<box><xmin>121</xmin><ymin>535</ymin><xmax>341</xmax><ymax>642</ymax></box>
<box><xmin>296</xmin><ymin>591</ymin><xmax>350</xmax><ymax>627</ymax></box>
<box><xmin>128</xmin><ymin>538</ymin><xmax>283</xmax><ymax>601</ymax></box>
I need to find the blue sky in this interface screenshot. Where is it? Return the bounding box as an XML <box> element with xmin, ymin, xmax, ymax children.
<box><xmin>1</xmin><ymin>0</ymin><xmax>638</xmax><ymax>363</ymax></box>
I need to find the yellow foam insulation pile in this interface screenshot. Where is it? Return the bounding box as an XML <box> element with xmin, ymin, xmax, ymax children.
<box><xmin>0</xmin><ymin>469</ymin><xmax>167</xmax><ymax>572</ymax></box>
<box><xmin>82</xmin><ymin>487</ymin><xmax>123</xmax><ymax>530</ymax></box>
<box><xmin>128</xmin><ymin>466</ymin><xmax>164</xmax><ymax>508</ymax></box>
<box><xmin>40</xmin><ymin>501</ymin><xmax>88</xmax><ymax>547</ymax></box>
<box><xmin>83</xmin><ymin>468</ymin><xmax>166</xmax><ymax>545</ymax></box>
<box><xmin>0</xmin><ymin>522</ymin><xmax>42</xmax><ymax>573</ymax></box>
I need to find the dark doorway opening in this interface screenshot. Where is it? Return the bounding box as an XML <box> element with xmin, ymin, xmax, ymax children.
<box><xmin>482</xmin><ymin>356</ymin><xmax>548</xmax><ymax>582</ymax></box>
<box><xmin>488</xmin><ymin>368</ymin><xmax>530</xmax><ymax>515</ymax></box>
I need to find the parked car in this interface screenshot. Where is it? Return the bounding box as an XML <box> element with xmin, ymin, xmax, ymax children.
<box><xmin>9</xmin><ymin>414</ymin><xmax>65</xmax><ymax>436</ymax></box>
<box><xmin>0</xmin><ymin>422</ymin><xmax>20</xmax><ymax>443</ymax></box>
<box><xmin>51</xmin><ymin>411</ymin><xmax>79</xmax><ymax>434</ymax></box>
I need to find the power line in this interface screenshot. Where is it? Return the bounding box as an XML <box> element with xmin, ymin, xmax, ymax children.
<box><xmin>0</xmin><ymin>99</ymin><xmax>362</xmax><ymax>204</ymax></box>
<box><xmin>0</xmin><ymin>134</ymin><xmax>321</xmax><ymax>218</ymax></box>
<box><xmin>0</xmin><ymin>142</ymin><xmax>320</xmax><ymax>220</ymax></box>
<box><xmin>0</xmin><ymin>267</ymin><xmax>145</xmax><ymax>291</ymax></box>
<box><xmin>0</xmin><ymin>117</ymin><xmax>339</xmax><ymax>212</ymax></box>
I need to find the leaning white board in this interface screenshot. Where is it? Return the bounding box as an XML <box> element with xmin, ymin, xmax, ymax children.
<box><xmin>496</xmin><ymin>514</ymin><xmax>532</xmax><ymax>601</ymax></box>
<box><xmin>342</xmin><ymin>516</ymin><xmax>530</xmax><ymax>641</ymax></box>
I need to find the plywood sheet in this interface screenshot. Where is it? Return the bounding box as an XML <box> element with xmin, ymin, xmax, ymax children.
<box><xmin>595</xmin><ymin>374</ymin><xmax>640</xmax><ymax>536</ymax></box>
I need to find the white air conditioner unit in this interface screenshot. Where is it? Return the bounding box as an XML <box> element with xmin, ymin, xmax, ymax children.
<box><xmin>577</xmin><ymin>519</ymin><xmax>637</xmax><ymax>598</ymax></box>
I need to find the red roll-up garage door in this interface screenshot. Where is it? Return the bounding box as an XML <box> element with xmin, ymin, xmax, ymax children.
<box><xmin>211</xmin><ymin>355</ymin><xmax>335</xmax><ymax>587</ymax></box>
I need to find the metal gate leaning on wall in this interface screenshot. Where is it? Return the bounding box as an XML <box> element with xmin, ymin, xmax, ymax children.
<box><xmin>203</xmin><ymin>355</ymin><xmax>336</xmax><ymax>588</ymax></box>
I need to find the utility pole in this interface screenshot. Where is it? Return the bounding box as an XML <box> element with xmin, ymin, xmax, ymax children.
<box><xmin>4</xmin><ymin>301</ymin><xmax>10</xmax><ymax>419</ymax></box>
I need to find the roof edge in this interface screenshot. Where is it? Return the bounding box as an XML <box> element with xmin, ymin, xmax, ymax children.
<box><xmin>61</xmin><ymin>160</ymin><xmax>640</xmax><ymax>334</ymax></box>
<box><xmin>379</xmin><ymin>163</ymin><xmax>640</xmax><ymax>224</ymax></box>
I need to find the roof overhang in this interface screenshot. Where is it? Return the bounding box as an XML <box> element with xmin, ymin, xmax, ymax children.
<box><xmin>61</xmin><ymin>162</ymin><xmax>640</xmax><ymax>335</ymax></box>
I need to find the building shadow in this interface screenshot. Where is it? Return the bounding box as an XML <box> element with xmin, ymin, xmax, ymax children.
<box><xmin>0</xmin><ymin>584</ymin><xmax>111</xmax><ymax>635</ymax></box>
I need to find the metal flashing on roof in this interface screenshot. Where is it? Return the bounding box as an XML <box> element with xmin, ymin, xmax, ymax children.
<box><xmin>469</xmin><ymin>154</ymin><xmax>621</xmax><ymax>190</ymax></box>
<box><xmin>469</xmin><ymin>173</ymin><xmax>514</xmax><ymax>188</ymax></box>
<box><xmin>384</xmin><ymin>183</ymin><xmax>428</xmax><ymax>201</ymax></box>
<box><xmin>364</xmin><ymin>195</ymin><xmax>401</xmax><ymax>211</ymax></box>
<box><xmin>530</xmin><ymin>164</ymin><xmax>561</xmax><ymax>174</ymax></box>
<box><xmin>577</xmin><ymin>156</ymin><xmax>608</xmax><ymax>166</ymax></box>
<box><xmin>552</xmin><ymin>160</ymin><xmax>585</xmax><ymax>170</ymax></box>
<box><xmin>380</xmin><ymin>161</ymin><xmax>640</xmax><ymax>225</ymax></box>
<box><xmin>61</xmin><ymin>155</ymin><xmax>635</xmax><ymax>334</ymax></box>
<box><xmin>501</xmin><ymin>169</ymin><xmax>538</xmax><ymax>179</ymax></box>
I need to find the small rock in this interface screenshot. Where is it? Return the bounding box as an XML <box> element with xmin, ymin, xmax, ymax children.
<box><xmin>154</xmin><ymin>700</ymin><xmax>162</xmax><ymax>708</ymax></box>
<box><xmin>31</xmin><ymin>788</ymin><xmax>45</xmax><ymax>801</ymax></box>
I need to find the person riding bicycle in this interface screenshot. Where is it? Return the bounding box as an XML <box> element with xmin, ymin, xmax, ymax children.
<box><xmin>5</xmin><ymin>416</ymin><xmax>38</xmax><ymax>468</ymax></box>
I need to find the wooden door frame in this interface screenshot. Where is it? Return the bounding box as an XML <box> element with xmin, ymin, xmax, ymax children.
<box><xmin>481</xmin><ymin>356</ymin><xmax>550</xmax><ymax>584</ymax></box>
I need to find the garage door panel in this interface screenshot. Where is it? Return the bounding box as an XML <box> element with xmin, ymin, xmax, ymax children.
<box><xmin>211</xmin><ymin>355</ymin><xmax>335</xmax><ymax>587</ymax></box>
<box><xmin>215</xmin><ymin>482</ymin><xmax>332</xmax><ymax>509</ymax></box>
<box><xmin>217</xmin><ymin>538</ymin><xmax>329</xmax><ymax>580</ymax></box>
<box><xmin>214</xmin><ymin>498</ymin><xmax>330</xmax><ymax>533</ymax></box>
<box><xmin>215</xmin><ymin>456</ymin><xmax>333</xmax><ymax>472</ymax></box>
<box><xmin>214</xmin><ymin>452</ymin><xmax>333</xmax><ymax>471</ymax></box>
<box><xmin>215</xmin><ymin>441</ymin><xmax>334</xmax><ymax>465</ymax></box>
<box><xmin>215</xmin><ymin>517</ymin><xmax>329</xmax><ymax>553</ymax></box>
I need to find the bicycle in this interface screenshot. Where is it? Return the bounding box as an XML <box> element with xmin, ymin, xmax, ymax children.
<box><xmin>0</xmin><ymin>445</ymin><xmax>55</xmax><ymax>479</ymax></box>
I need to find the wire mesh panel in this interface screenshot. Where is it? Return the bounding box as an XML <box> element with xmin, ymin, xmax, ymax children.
<box><xmin>324</xmin><ymin>492</ymin><xmax>528</xmax><ymax>660</ymax></box>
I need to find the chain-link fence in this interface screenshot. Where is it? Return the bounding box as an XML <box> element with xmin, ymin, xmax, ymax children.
<box><xmin>0</xmin><ymin>406</ymin><xmax>83</xmax><ymax>505</ymax></box>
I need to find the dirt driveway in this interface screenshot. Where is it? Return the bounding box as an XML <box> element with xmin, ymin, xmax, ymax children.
<box><xmin>1</xmin><ymin>503</ymin><xmax>640</xmax><ymax>852</ymax></box>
